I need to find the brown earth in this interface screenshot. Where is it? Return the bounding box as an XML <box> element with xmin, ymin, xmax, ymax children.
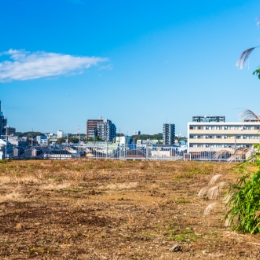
<box><xmin>0</xmin><ymin>159</ymin><xmax>259</xmax><ymax>259</ymax></box>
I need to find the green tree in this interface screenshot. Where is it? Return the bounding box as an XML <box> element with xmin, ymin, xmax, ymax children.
<box><xmin>57</xmin><ymin>138</ymin><xmax>66</xmax><ymax>144</ymax></box>
<box><xmin>68</xmin><ymin>137</ymin><xmax>79</xmax><ymax>143</ymax></box>
<box><xmin>86</xmin><ymin>136</ymin><xmax>103</xmax><ymax>142</ymax></box>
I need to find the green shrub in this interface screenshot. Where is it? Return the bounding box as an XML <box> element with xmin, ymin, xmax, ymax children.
<box><xmin>225</xmin><ymin>145</ymin><xmax>260</xmax><ymax>233</ymax></box>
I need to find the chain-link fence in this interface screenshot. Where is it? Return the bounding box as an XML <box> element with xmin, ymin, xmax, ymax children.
<box><xmin>3</xmin><ymin>143</ymin><xmax>248</xmax><ymax>162</ymax></box>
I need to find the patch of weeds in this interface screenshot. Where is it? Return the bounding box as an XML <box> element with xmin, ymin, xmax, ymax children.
<box><xmin>173</xmin><ymin>233</ymin><xmax>186</xmax><ymax>242</ymax></box>
<box><xmin>186</xmin><ymin>172</ymin><xmax>196</xmax><ymax>178</ymax></box>
<box><xmin>28</xmin><ymin>246</ymin><xmax>51</xmax><ymax>255</ymax></box>
<box><xmin>186</xmin><ymin>168</ymin><xmax>209</xmax><ymax>176</ymax></box>
<box><xmin>143</xmin><ymin>232</ymin><xmax>155</xmax><ymax>241</ymax></box>
<box><xmin>46</xmin><ymin>175</ymin><xmax>63</xmax><ymax>182</ymax></box>
<box><xmin>135</xmin><ymin>232</ymin><xmax>156</xmax><ymax>241</ymax></box>
<box><xmin>62</xmin><ymin>188</ymin><xmax>84</xmax><ymax>193</ymax></box>
<box><xmin>173</xmin><ymin>198</ymin><xmax>190</xmax><ymax>204</ymax></box>
<box><xmin>28</xmin><ymin>247</ymin><xmax>37</xmax><ymax>255</ymax></box>
<box><xmin>153</xmin><ymin>222</ymin><xmax>161</xmax><ymax>228</ymax></box>
<box><xmin>116</xmin><ymin>163</ymin><xmax>122</xmax><ymax>169</ymax></box>
<box><xmin>46</xmin><ymin>175</ymin><xmax>56</xmax><ymax>179</ymax></box>
<box><xmin>206</xmin><ymin>230</ymin><xmax>218</xmax><ymax>238</ymax></box>
<box><xmin>168</xmin><ymin>228</ymin><xmax>199</xmax><ymax>242</ymax></box>
<box><xmin>0</xmin><ymin>159</ymin><xmax>9</xmax><ymax>164</ymax></box>
<box><xmin>183</xmin><ymin>162</ymin><xmax>213</xmax><ymax>176</ymax></box>
<box><xmin>86</xmin><ymin>163</ymin><xmax>94</xmax><ymax>169</ymax></box>
<box><xmin>232</xmin><ymin>163</ymin><xmax>249</xmax><ymax>175</ymax></box>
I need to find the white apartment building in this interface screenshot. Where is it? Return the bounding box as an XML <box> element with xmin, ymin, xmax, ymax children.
<box><xmin>188</xmin><ymin>122</ymin><xmax>260</xmax><ymax>153</ymax></box>
<box><xmin>116</xmin><ymin>136</ymin><xmax>132</xmax><ymax>145</ymax></box>
<box><xmin>97</xmin><ymin>120</ymin><xmax>116</xmax><ymax>142</ymax></box>
<box><xmin>57</xmin><ymin>130</ymin><xmax>64</xmax><ymax>138</ymax></box>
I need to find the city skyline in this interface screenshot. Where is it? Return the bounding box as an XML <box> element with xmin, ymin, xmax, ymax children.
<box><xmin>1</xmin><ymin>0</ymin><xmax>260</xmax><ymax>135</ymax></box>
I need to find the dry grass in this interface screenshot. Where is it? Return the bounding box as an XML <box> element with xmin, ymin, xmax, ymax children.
<box><xmin>0</xmin><ymin>159</ymin><xmax>259</xmax><ymax>259</ymax></box>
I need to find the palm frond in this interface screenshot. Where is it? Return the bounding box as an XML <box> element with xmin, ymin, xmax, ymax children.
<box><xmin>224</xmin><ymin>216</ymin><xmax>231</xmax><ymax>227</ymax></box>
<box><xmin>239</xmin><ymin>109</ymin><xmax>260</xmax><ymax>121</ymax></box>
<box><xmin>207</xmin><ymin>186</ymin><xmax>220</xmax><ymax>200</ymax></box>
<box><xmin>214</xmin><ymin>148</ymin><xmax>250</xmax><ymax>162</ymax></box>
<box><xmin>236</xmin><ymin>47</ymin><xmax>257</xmax><ymax>69</ymax></box>
<box><xmin>203</xmin><ymin>202</ymin><xmax>217</xmax><ymax>216</ymax></box>
<box><xmin>214</xmin><ymin>150</ymin><xmax>231</xmax><ymax>159</ymax></box>
<box><xmin>233</xmin><ymin>147</ymin><xmax>250</xmax><ymax>155</ymax></box>
<box><xmin>208</xmin><ymin>174</ymin><xmax>222</xmax><ymax>185</ymax></box>
<box><xmin>227</xmin><ymin>148</ymin><xmax>250</xmax><ymax>162</ymax></box>
<box><xmin>198</xmin><ymin>186</ymin><xmax>208</xmax><ymax>197</ymax></box>
<box><xmin>223</xmin><ymin>192</ymin><xmax>234</xmax><ymax>204</ymax></box>
<box><xmin>256</xmin><ymin>17</ymin><xmax>260</xmax><ymax>26</ymax></box>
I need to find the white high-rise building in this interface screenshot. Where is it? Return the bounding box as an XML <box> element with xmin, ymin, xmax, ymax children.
<box><xmin>57</xmin><ymin>130</ymin><xmax>64</xmax><ymax>138</ymax></box>
<box><xmin>97</xmin><ymin>120</ymin><xmax>116</xmax><ymax>142</ymax></box>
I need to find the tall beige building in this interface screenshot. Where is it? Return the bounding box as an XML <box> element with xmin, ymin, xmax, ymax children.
<box><xmin>188</xmin><ymin>122</ymin><xmax>260</xmax><ymax>154</ymax></box>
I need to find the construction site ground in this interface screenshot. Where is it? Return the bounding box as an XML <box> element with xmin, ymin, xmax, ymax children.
<box><xmin>0</xmin><ymin>159</ymin><xmax>259</xmax><ymax>259</ymax></box>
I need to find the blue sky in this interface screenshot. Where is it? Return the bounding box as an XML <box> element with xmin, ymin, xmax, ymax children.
<box><xmin>1</xmin><ymin>0</ymin><xmax>260</xmax><ymax>136</ymax></box>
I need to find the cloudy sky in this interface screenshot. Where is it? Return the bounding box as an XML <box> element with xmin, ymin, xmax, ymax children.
<box><xmin>1</xmin><ymin>0</ymin><xmax>260</xmax><ymax>135</ymax></box>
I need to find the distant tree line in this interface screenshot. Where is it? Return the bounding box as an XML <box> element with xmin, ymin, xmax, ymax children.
<box><xmin>131</xmin><ymin>133</ymin><xmax>163</xmax><ymax>140</ymax></box>
<box><xmin>56</xmin><ymin>137</ymin><xmax>80</xmax><ymax>144</ymax></box>
<box><xmin>131</xmin><ymin>134</ymin><xmax>187</xmax><ymax>142</ymax></box>
<box><xmin>15</xmin><ymin>131</ymin><xmax>45</xmax><ymax>138</ymax></box>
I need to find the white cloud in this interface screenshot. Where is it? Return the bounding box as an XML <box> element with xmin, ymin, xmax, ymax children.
<box><xmin>99</xmin><ymin>64</ymin><xmax>113</xmax><ymax>71</ymax></box>
<box><xmin>0</xmin><ymin>49</ymin><xmax>107</xmax><ymax>82</ymax></box>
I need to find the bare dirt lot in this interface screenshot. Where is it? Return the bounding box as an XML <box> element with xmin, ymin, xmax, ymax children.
<box><xmin>0</xmin><ymin>159</ymin><xmax>260</xmax><ymax>259</ymax></box>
